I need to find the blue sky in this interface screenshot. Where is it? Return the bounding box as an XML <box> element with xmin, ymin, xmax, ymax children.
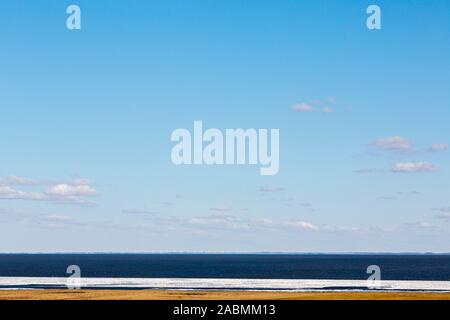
<box><xmin>0</xmin><ymin>0</ymin><xmax>449</xmax><ymax>252</ymax></box>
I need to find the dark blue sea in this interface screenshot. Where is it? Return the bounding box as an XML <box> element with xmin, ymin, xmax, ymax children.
<box><xmin>0</xmin><ymin>254</ymin><xmax>449</xmax><ymax>281</ymax></box>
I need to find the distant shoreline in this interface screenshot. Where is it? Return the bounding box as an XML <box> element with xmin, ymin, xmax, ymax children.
<box><xmin>1</xmin><ymin>252</ymin><xmax>450</xmax><ymax>255</ymax></box>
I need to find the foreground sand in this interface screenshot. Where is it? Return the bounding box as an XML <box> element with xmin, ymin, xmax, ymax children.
<box><xmin>1</xmin><ymin>290</ymin><xmax>450</xmax><ymax>300</ymax></box>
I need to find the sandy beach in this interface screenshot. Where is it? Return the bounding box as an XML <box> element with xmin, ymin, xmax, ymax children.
<box><xmin>0</xmin><ymin>290</ymin><xmax>450</xmax><ymax>300</ymax></box>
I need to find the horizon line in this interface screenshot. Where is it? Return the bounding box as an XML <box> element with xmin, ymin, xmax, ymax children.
<box><xmin>1</xmin><ymin>251</ymin><xmax>449</xmax><ymax>255</ymax></box>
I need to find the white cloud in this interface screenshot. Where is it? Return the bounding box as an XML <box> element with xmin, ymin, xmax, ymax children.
<box><xmin>401</xmin><ymin>221</ymin><xmax>438</xmax><ymax>231</ymax></box>
<box><xmin>391</xmin><ymin>162</ymin><xmax>439</xmax><ymax>173</ymax></box>
<box><xmin>397</xmin><ymin>191</ymin><xmax>421</xmax><ymax>196</ymax></box>
<box><xmin>437</xmin><ymin>213</ymin><xmax>450</xmax><ymax>220</ymax></box>
<box><xmin>291</xmin><ymin>103</ymin><xmax>315</xmax><ymax>112</ymax></box>
<box><xmin>372</xmin><ymin>136</ymin><xmax>413</xmax><ymax>151</ymax></box>
<box><xmin>291</xmin><ymin>100</ymin><xmax>336</xmax><ymax>114</ymax></box>
<box><xmin>0</xmin><ymin>186</ymin><xmax>47</xmax><ymax>200</ymax></box>
<box><xmin>432</xmin><ymin>207</ymin><xmax>450</xmax><ymax>221</ymax></box>
<box><xmin>46</xmin><ymin>184</ymin><xmax>97</xmax><ymax>197</ymax></box>
<box><xmin>186</xmin><ymin>214</ymin><xmax>320</xmax><ymax>232</ymax></box>
<box><xmin>371</xmin><ymin>137</ymin><xmax>448</xmax><ymax>154</ymax></box>
<box><xmin>0</xmin><ymin>175</ymin><xmax>43</xmax><ymax>186</ymax></box>
<box><xmin>429</xmin><ymin>143</ymin><xmax>448</xmax><ymax>152</ymax></box>
<box><xmin>0</xmin><ymin>176</ymin><xmax>97</xmax><ymax>205</ymax></box>
<box><xmin>186</xmin><ymin>214</ymin><xmax>250</xmax><ymax>231</ymax></box>
<box><xmin>282</xmin><ymin>220</ymin><xmax>319</xmax><ymax>230</ymax></box>
<box><xmin>433</xmin><ymin>207</ymin><xmax>450</xmax><ymax>220</ymax></box>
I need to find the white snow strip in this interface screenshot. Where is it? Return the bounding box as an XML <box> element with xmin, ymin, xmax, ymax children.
<box><xmin>0</xmin><ymin>277</ymin><xmax>450</xmax><ymax>291</ymax></box>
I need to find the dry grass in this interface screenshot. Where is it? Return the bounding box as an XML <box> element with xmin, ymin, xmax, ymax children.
<box><xmin>0</xmin><ymin>290</ymin><xmax>449</xmax><ymax>300</ymax></box>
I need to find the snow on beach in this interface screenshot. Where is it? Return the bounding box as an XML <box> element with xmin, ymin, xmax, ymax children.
<box><xmin>0</xmin><ymin>277</ymin><xmax>450</xmax><ymax>292</ymax></box>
